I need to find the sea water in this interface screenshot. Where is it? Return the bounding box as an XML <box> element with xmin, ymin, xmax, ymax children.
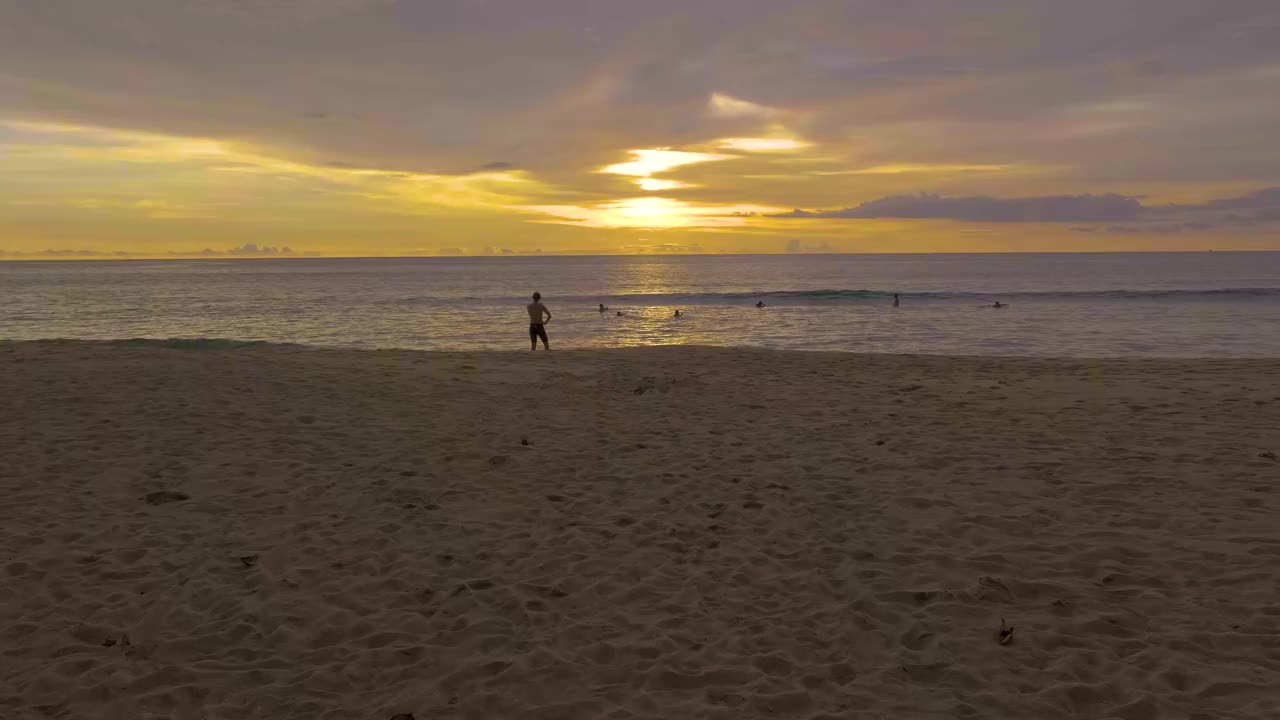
<box><xmin>3</xmin><ymin>253</ymin><xmax>1279</xmax><ymax>357</ymax></box>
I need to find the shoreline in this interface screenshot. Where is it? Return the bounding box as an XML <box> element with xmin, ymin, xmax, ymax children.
<box><xmin>8</xmin><ymin>337</ymin><xmax>1280</xmax><ymax>363</ymax></box>
<box><xmin>3</xmin><ymin>340</ymin><xmax>1277</xmax><ymax>718</ymax></box>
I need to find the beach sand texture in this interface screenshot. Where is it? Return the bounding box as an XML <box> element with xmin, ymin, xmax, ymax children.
<box><xmin>2</xmin><ymin>341</ymin><xmax>1278</xmax><ymax>719</ymax></box>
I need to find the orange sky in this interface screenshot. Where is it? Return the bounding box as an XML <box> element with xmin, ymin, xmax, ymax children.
<box><xmin>2</xmin><ymin>2</ymin><xmax>1279</xmax><ymax>257</ymax></box>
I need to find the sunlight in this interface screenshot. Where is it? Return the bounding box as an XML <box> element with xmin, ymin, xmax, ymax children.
<box><xmin>600</xmin><ymin>149</ymin><xmax>729</xmax><ymax>177</ymax></box>
<box><xmin>718</xmin><ymin>137</ymin><xmax>810</xmax><ymax>152</ymax></box>
<box><xmin>636</xmin><ymin>178</ymin><xmax>693</xmax><ymax>191</ymax></box>
<box><xmin>521</xmin><ymin>197</ymin><xmax>780</xmax><ymax>229</ymax></box>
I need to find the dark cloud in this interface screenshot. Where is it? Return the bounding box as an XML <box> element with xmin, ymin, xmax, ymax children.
<box><xmin>777</xmin><ymin>193</ymin><xmax>1144</xmax><ymax>222</ymax></box>
<box><xmin>2</xmin><ymin>0</ymin><xmax>1279</xmax><ymax>183</ymax></box>
<box><xmin>1165</xmin><ymin>186</ymin><xmax>1280</xmax><ymax>214</ymax></box>
<box><xmin>789</xmin><ymin>186</ymin><xmax>1279</xmax><ymax>230</ymax></box>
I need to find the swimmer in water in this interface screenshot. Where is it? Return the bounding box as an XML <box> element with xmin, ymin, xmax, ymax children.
<box><xmin>598</xmin><ymin>303</ymin><xmax>607</xmax><ymax>312</ymax></box>
<box><xmin>756</xmin><ymin>301</ymin><xmax>766</xmax><ymax>308</ymax></box>
<box><xmin>674</xmin><ymin>309</ymin><xmax>681</xmax><ymax>317</ymax></box>
<box><xmin>992</xmin><ymin>301</ymin><xmax>1006</xmax><ymax>308</ymax></box>
<box><xmin>616</xmin><ymin>311</ymin><xmax>625</xmax><ymax>316</ymax></box>
<box><xmin>893</xmin><ymin>293</ymin><xmax>900</xmax><ymax>307</ymax></box>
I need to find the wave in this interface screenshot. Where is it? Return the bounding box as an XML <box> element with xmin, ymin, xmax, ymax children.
<box><xmin>377</xmin><ymin>287</ymin><xmax>1280</xmax><ymax>306</ymax></box>
<box><xmin>106</xmin><ymin>338</ymin><xmax>291</xmax><ymax>350</ymax></box>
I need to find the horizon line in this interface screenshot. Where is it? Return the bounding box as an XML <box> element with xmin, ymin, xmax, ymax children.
<box><xmin>3</xmin><ymin>249</ymin><xmax>1278</xmax><ymax>262</ymax></box>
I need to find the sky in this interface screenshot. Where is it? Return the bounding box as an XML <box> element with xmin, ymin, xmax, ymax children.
<box><xmin>2</xmin><ymin>0</ymin><xmax>1279</xmax><ymax>257</ymax></box>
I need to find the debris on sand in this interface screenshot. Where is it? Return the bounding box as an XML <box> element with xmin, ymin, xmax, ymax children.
<box><xmin>999</xmin><ymin>618</ymin><xmax>1015</xmax><ymax>646</ymax></box>
<box><xmin>143</xmin><ymin>490</ymin><xmax>189</xmax><ymax>505</ymax></box>
<box><xmin>239</xmin><ymin>555</ymin><xmax>259</xmax><ymax>568</ymax></box>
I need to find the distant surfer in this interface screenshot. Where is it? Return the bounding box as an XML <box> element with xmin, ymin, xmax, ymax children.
<box><xmin>756</xmin><ymin>301</ymin><xmax>766</xmax><ymax>308</ymax></box>
<box><xmin>992</xmin><ymin>301</ymin><xmax>1006</xmax><ymax>308</ymax></box>
<box><xmin>527</xmin><ymin>292</ymin><xmax>552</xmax><ymax>350</ymax></box>
<box><xmin>893</xmin><ymin>293</ymin><xmax>900</xmax><ymax>307</ymax></box>
<box><xmin>598</xmin><ymin>303</ymin><xmax>607</xmax><ymax>313</ymax></box>
<box><xmin>616</xmin><ymin>311</ymin><xmax>625</xmax><ymax>316</ymax></box>
<box><xmin>674</xmin><ymin>309</ymin><xmax>682</xmax><ymax>318</ymax></box>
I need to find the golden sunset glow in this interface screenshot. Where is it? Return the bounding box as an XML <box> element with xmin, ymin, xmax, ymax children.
<box><xmin>600</xmin><ymin>149</ymin><xmax>731</xmax><ymax>178</ymax></box>
<box><xmin>522</xmin><ymin>197</ymin><xmax>781</xmax><ymax>229</ymax></box>
<box><xmin>3</xmin><ymin>2</ymin><xmax>1279</xmax><ymax>257</ymax></box>
<box><xmin>717</xmin><ymin>137</ymin><xmax>810</xmax><ymax>152</ymax></box>
<box><xmin>635</xmin><ymin>178</ymin><xmax>694</xmax><ymax>191</ymax></box>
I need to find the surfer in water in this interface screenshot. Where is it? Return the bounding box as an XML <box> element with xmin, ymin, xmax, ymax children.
<box><xmin>992</xmin><ymin>300</ymin><xmax>1006</xmax><ymax>308</ymax></box>
<box><xmin>756</xmin><ymin>301</ymin><xmax>766</xmax><ymax>308</ymax></box>
<box><xmin>598</xmin><ymin>303</ymin><xmax>607</xmax><ymax>313</ymax></box>
<box><xmin>527</xmin><ymin>292</ymin><xmax>552</xmax><ymax>350</ymax></box>
<box><xmin>893</xmin><ymin>293</ymin><xmax>900</xmax><ymax>307</ymax></box>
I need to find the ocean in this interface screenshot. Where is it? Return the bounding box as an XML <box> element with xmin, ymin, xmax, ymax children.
<box><xmin>3</xmin><ymin>252</ymin><xmax>1279</xmax><ymax>357</ymax></box>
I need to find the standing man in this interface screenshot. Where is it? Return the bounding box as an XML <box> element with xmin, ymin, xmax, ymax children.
<box><xmin>527</xmin><ymin>292</ymin><xmax>552</xmax><ymax>350</ymax></box>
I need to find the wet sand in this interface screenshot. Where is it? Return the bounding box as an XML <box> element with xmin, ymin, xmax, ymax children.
<box><xmin>2</xmin><ymin>340</ymin><xmax>1278</xmax><ymax>719</ymax></box>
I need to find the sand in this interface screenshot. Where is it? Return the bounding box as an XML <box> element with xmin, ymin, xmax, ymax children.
<box><xmin>1</xmin><ymin>340</ymin><xmax>1278</xmax><ymax>720</ymax></box>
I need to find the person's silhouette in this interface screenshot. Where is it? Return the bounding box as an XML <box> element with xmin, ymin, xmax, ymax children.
<box><xmin>526</xmin><ymin>292</ymin><xmax>552</xmax><ymax>349</ymax></box>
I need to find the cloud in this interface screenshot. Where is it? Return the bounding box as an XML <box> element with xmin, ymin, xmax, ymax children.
<box><xmin>785</xmin><ymin>239</ymin><xmax>835</xmax><ymax>253</ymax></box>
<box><xmin>777</xmin><ymin>193</ymin><xmax>1144</xmax><ymax>222</ymax></box>
<box><xmin>600</xmin><ymin>149</ymin><xmax>729</xmax><ymax>177</ymax></box>
<box><xmin>0</xmin><ymin>244</ymin><xmax>313</xmax><ymax>258</ymax></box>
<box><xmin>812</xmin><ymin>163</ymin><xmax>1017</xmax><ymax>176</ymax></box>
<box><xmin>635</xmin><ymin>178</ymin><xmax>693</xmax><ymax>191</ymax></box>
<box><xmin>521</xmin><ymin>197</ymin><xmax>783</xmax><ymax>228</ymax></box>
<box><xmin>1164</xmin><ymin>186</ymin><xmax>1280</xmax><ymax>218</ymax></box>
<box><xmin>220</xmin><ymin>243</ymin><xmax>296</xmax><ymax>255</ymax></box>
<box><xmin>1124</xmin><ymin>187</ymin><xmax>1280</xmax><ymax>231</ymax></box>
<box><xmin>6</xmin><ymin>0</ymin><xmax>1276</xmax><ymax>184</ymax></box>
<box><xmin>717</xmin><ymin>137</ymin><xmax>809</xmax><ymax>152</ymax></box>
<box><xmin>778</xmin><ymin>186</ymin><xmax>1280</xmax><ymax>231</ymax></box>
<box><xmin>622</xmin><ymin>242</ymin><xmax>705</xmax><ymax>254</ymax></box>
<box><xmin>3</xmin><ymin>1</ymin><xmax>1280</xmax><ymax>253</ymax></box>
<box><xmin>708</xmin><ymin>93</ymin><xmax>781</xmax><ymax>119</ymax></box>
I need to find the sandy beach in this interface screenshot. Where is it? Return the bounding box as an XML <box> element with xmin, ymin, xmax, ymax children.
<box><xmin>2</xmin><ymin>340</ymin><xmax>1278</xmax><ymax>720</ymax></box>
